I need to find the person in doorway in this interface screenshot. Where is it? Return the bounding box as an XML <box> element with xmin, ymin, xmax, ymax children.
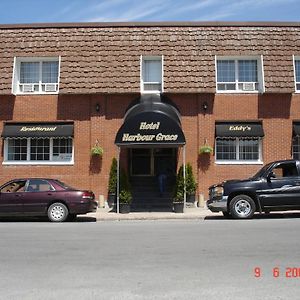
<box><xmin>157</xmin><ymin>160</ymin><xmax>168</xmax><ymax>197</ymax></box>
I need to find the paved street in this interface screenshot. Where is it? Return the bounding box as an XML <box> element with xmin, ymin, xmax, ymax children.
<box><xmin>0</xmin><ymin>215</ymin><xmax>300</xmax><ymax>299</ymax></box>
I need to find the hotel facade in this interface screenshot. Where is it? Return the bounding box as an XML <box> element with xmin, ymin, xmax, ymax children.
<box><xmin>1</xmin><ymin>22</ymin><xmax>300</xmax><ymax>208</ymax></box>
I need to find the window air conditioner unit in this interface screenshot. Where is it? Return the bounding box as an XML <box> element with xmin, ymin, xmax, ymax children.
<box><xmin>22</xmin><ymin>84</ymin><xmax>34</xmax><ymax>93</ymax></box>
<box><xmin>45</xmin><ymin>83</ymin><xmax>57</xmax><ymax>92</ymax></box>
<box><xmin>242</xmin><ymin>82</ymin><xmax>256</xmax><ymax>91</ymax></box>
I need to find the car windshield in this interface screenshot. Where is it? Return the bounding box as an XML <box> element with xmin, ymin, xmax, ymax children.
<box><xmin>251</xmin><ymin>163</ymin><xmax>273</xmax><ymax>179</ymax></box>
<box><xmin>54</xmin><ymin>180</ymin><xmax>76</xmax><ymax>190</ymax></box>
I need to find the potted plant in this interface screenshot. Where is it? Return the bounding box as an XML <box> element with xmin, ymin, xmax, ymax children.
<box><xmin>199</xmin><ymin>138</ymin><xmax>213</xmax><ymax>155</ymax></box>
<box><xmin>119</xmin><ymin>169</ymin><xmax>132</xmax><ymax>214</ymax></box>
<box><xmin>107</xmin><ymin>158</ymin><xmax>117</xmax><ymax>208</ymax></box>
<box><xmin>91</xmin><ymin>140</ymin><xmax>104</xmax><ymax>156</ymax></box>
<box><xmin>186</xmin><ymin>163</ymin><xmax>197</xmax><ymax>203</ymax></box>
<box><xmin>173</xmin><ymin>165</ymin><xmax>185</xmax><ymax>213</ymax></box>
<box><xmin>119</xmin><ymin>190</ymin><xmax>132</xmax><ymax>214</ymax></box>
<box><xmin>199</xmin><ymin>145</ymin><xmax>213</xmax><ymax>155</ymax></box>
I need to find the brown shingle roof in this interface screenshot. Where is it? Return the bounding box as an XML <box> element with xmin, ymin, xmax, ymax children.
<box><xmin>0</xmin><ymin>22</ymin><xmax>300</xmax><ymax>94</ymax></box>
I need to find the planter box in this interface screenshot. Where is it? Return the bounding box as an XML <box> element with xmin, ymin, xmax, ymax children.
<box><xmin>119</xmin><ymin>203</ymin><xmax>130</xmax><ymax>214</ymax></box>
<box><xmin>173</xmin><ymin>202</ymin><xmax>184</xmax><ymax>213</ymax></box>
<box><xmin>187</xmin><ymin>194</ymin><xmax>196</xmax><ymax>203</ymax></box>
<box><xmin>107</xmin><ymin>193</ymin><xmax>116</xmax><ymax>208</ymax></box>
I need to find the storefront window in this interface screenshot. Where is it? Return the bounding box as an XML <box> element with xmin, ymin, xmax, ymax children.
<box><xmin>30</xmin><ymin>138</ymin><xmax>50</xmax><ymax>161</ymax></box>
<box><xmin>216</xmin><ymin>137</ymin><xmax>261</xmax><ymax>162</ymax></box>
<box><xmin>292</xmin><ymin>136</ymin><xmax>300</xmax><ymax>159</ymax></box>
<box><xmin>5</xmin><ymin>137</ymin><xmax>73</xmax><ymax>164</ymax></box>
<box><xmin>7</xmin><ymin>138</ymin><xmax>27</xmax><ymax>161</ymax></box>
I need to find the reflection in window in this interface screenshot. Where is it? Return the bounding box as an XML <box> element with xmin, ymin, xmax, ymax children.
<box><xmin>5</xmin><ymin>137</ymin><xmax>73</xmax><ymax>163</ymax></box>
<box><xmin>216</xmin><ymin>137</ymin><xmax>261</xmax><ymax>162</ymax></box>
<box><xmin>293</xmin><ymin>136</ymin><xmax>300</xmax><ymax>159</ymax></box>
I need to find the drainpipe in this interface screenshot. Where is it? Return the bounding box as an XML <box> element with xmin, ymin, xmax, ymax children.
<box><xmin>117</xmin><ymin>147</ymin><xmax>120</xmax><ymax>214</ymax></box>
<box><xmin>183</xmin><ymin>145</ymin><xmax>186</xmax><ymax>213</ymax></box>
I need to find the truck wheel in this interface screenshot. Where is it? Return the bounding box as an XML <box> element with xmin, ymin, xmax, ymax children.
<box><xmin>230</xmin><ymin>195</ymin><xmax>256</xmax><ymax>219</ymax></box>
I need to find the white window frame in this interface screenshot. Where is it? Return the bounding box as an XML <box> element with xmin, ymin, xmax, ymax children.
<box><xmin>12</xmin><ymin>56</ymin><xmax>61</xmax><ymax>95</ymax></box>
<box><xmin>293</xmin><ymin>55</ymin><xmax>300</xmax><ymax>93</ymax></box>
<box><xmin>140</xmin><ymin>55</ymin><xmax>163</xmax><ymax>94</ymax></box>
<box><xmin>3</xmin><ymin>137</ymin><xmax>74</xmax><ymax>166</ymax></box>
<box><xmin>215</xmin><ymin>137</ymin><xmax>263</xmax><ymax>165</ymax></box>
<box><xmin>215</xmin><ymin>55</ymin><xmax>265</xmax><ymax>93</ymax></box>
<box><xmin>292</xmin><ymin>135</ymin><xmax>300</xmax><ymax>159</ymax></box>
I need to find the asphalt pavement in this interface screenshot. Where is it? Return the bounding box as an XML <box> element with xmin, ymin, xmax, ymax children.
<box><xmin>0</xmin><ymin>214</ymin><xmax>300</xmax><ymax>299</ymax></box>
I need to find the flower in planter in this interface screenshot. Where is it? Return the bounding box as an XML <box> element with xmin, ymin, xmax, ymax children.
<box><xmin>91</xmin><ymin>140</ymin><xmax>104</xmax><ymax>156</ymax></box>
<box><xmin>91</xmin><ymin>146</ymin><xmax>104</xmax><ymax>156</ymax></box>
<box><xmin>199</xmin><ymin>145</ymin><xmax>213</xmax><ymax>155</ymax></box>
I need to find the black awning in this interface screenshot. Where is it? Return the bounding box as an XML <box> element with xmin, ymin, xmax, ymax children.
<box><xmin>115</xmin><ymin>100</ymin><xmax>185</xmax><ymax>147</ymax></box>
<box><xmin>293</xmin><ymin>123</ymin><xmax>300</xmax><ymax>136</ymax></box>
<box><xmin>1</xmin><ymin>122</ymin><xmax>74</xmax><ymax>138</ymax></box>
<box><xmin>216</xmin><ymin>122</ymin><xmax>264</xmax><ymax>138</ymax></box>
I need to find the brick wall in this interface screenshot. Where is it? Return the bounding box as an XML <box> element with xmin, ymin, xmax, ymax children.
<box><xmin>0</xmin><ymin>92</ymin><xmax>299</xmax><ymax>199</ymax></box>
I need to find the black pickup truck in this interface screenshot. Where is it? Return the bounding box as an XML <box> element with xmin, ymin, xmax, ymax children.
<box><xmin>207</xmin><ymin>159</ymin><xmax>300</xmax><ymax>219</ymax></box>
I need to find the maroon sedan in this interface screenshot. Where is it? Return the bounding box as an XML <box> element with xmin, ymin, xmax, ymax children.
<box><xmin>0</xmin><ymin>178</ymin><xmax>97</xmax><ymax>222</ymax></box>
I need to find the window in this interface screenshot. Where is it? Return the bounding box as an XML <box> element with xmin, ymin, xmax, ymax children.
<box><xmin>27</xmin><ymin>179</ymin><xmax>55</xmax><ymax>192</ymax></box>
<box><xmin>4</xmin><ymin>137</ymin><xmax>73</xmax><ymax>164</ymax></box>
<box><xmin>0</xmin><ymin>180</ymin><xmax>26</xmax><ymax>193</ymax></box>
<box><xmin>13</xmin><ymin>57</ymin><xmax>60</xmax><ymax>94</ymax></box>
<box><xmin>141</xmin><ymin>56</ymin><xmax>163</xmax><ymax>93</ymax></box>
<box><xmin>293</xmin><ymin>136</ymin><xmax>300</xmax><ymax>159</ymax></box>
<box><xmin>216</xmin><ymin>137</ymin><xmax>262</xmax><ymax>162</ymax></box>
<box><xmin>294</xmin><ymin>58</ymin><xmax>300</xmax><ymax>92</ymax></box>
<box><xmin>216</xmin><ymin>56</ymin><xmax>264</xmax><ymax>92</ymax></box>
<box><xmin>271</xmin><ymin>163</ymin><xmax>298</xmax><ymax>178</ymax></box>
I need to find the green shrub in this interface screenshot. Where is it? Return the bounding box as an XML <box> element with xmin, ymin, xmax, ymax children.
<box><xmin>108</xmin><ymin>158</ymin><xmax>117</xmax><ymax>194</ymax></box>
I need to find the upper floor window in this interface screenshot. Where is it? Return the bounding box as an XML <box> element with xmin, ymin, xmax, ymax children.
<box><xmin>13</xmin><ymin>57</ymin><xmax>60</xmax><ymax>94</ymax></box>
<box><xmin>216</xmin><ymin>56</ymin><xmax>264</xmax><ymax>93</ymax></box>
<box><xmin>141</xmin><ymin>56</ymin><xmax>163</xmax><ymax>93</ymax></box>
<box><xmin>294</xmin><ymin>57</ymin><xmax>300</xmax><ymax>92</ymax></box>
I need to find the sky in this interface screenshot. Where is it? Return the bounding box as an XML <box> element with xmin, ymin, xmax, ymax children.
<box><xmin>0</xmin><ymin>0</ymin><xmax>300</xmax><ymax>24</ymax></box>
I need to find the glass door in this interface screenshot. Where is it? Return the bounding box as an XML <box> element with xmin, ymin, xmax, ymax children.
<box><xmin>153</xmin><ymin>148</ymin><xmax>176</xmax><ymax>176</ymax></box>
<box><xmin>130</xmin><ymin>148</ymin><xmax>177</xmax><ymax>176</ymax></box>
<box><xmin>130</xmin><ymin>149</ymin><xmax>152</xmax><ymax>176</ymax></box>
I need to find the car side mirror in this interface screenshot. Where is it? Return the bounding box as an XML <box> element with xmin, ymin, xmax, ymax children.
<box><xmin>267</xmin><ymin>172</ymin><xmax>276</xmax><ymax>182</ymax></box>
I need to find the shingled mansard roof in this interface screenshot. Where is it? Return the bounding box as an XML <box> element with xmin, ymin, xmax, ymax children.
<box><xmin>0</xmin><ymin>21</ymin><xmax>300</xmax><ymax>94</ymax></box>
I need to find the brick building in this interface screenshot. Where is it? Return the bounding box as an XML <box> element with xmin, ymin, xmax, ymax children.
<box><xmin>0</xmin><ymin>21</ymin><xmax>300</xmax><ymax>208</ymax></box>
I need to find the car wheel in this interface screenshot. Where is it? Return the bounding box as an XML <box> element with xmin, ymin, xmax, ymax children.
<box><xmin>230</xmin><ymin>195</ymin><xmax>256</xmax><ymax>219</ymax></box>
<box><xmin>47</xmin><ymin>202</ymin><xmax>69</xmax><ymax>222</ymax></box>
<box><xmin>222</xmin><ymin>211</ymin><xmax>232</xmax><ymax>219</ymax></box>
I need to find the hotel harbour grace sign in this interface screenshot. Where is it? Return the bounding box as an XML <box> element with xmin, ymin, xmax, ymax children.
<box><xmin>115</xmin><ymin>118</ymin><xmax>186</xmax><ymax>146</ymax></box>
<box><xmin>122</xmin><ymin>122</ymin><xmax>178</xmax><ymax>142</ymax></box>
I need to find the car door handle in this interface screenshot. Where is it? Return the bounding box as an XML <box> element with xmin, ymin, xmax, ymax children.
<box><xmin>15</xmin><ymin>194</ymin><xmax>21</xmax><ymax>197</ymax></box>
<box><xmin>47</xmin><ymin>193</ymin><xmax>53</xmax><ymax>196</ymax></box>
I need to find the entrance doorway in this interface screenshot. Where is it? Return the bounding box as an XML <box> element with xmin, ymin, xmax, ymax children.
<box><xmin>130</xmin><ymin>148</ymin><xmax>177</xmax><ymax>176</ymax></box>
<box><xmin>129</xmin><ymin>148</ymin><xmax>177</xmax><ymax>210</ymax></box>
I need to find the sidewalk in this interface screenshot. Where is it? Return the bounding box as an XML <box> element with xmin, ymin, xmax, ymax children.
<box><xmin>86</xmin><ymin>206</ymin><xmax>221</xmax><ymax>221</ymax></box>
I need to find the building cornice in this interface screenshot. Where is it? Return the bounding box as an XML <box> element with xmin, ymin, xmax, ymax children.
<box><xmin>1</xmin><ymin>21</ymin><xmax>300</xmax><ymax>29</ymax></box>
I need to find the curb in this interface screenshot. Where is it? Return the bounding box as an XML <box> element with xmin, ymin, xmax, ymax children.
<box><xmin>95</xmin><ymin>215</ymin><xmax>208</xmax><ymax>221</ymax></box>
<box><xmin>86</xmin><ymin>208</ymin><xmax>220</xmax><ymax>221</ymax></box>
